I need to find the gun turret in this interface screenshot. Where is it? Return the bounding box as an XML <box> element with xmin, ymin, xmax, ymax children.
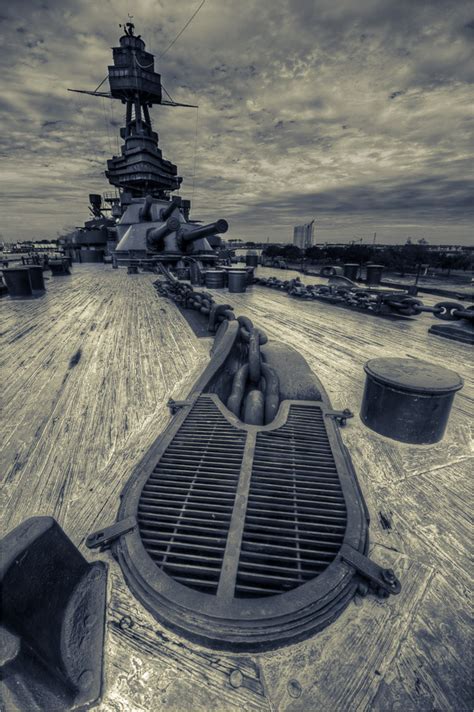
<box><xmin>147</xmin><ymin>217</ymin><xmax>180</xmax><ymax>249</ymax></box>
<box><xmin>139</xmin><ymin>194</ymin><xmax>154</xmax><ymax>222</ymax></box>
<box><xmin>179</xmin><ymin>219</ymin><xmax>228</xmax><ymax>247</ymax></box>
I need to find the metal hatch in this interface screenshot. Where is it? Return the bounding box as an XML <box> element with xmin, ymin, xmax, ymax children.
<box><xmin>113</xmin><ymin>393</ymin><xmax>372</xmax><ymax>651</ymax></box>
<box><xmin>105</xmin><ymin>318</ymin><xmax>400</xmax><ymax>651</ymax></box>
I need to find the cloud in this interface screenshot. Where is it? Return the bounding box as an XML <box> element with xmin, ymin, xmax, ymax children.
<box><xmin>0</xmin><ymin>0</ymin><xmax>472</xmax><ymax>244</ymax></box>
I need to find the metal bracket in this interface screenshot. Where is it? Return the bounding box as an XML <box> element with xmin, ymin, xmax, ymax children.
<box><xmin>325</xmin><ymin>408</ymin><xmax>354</xmax><ymax>426</ymax></box>
<box><xmin>167</xmin><ymin>398</ymin><xmax>192</xmax><ymax>415</ymax></box>
<box><xmin>86</xmin><ymin>516</ymin><xmax>137</xmax><ymax>551</ymax></box>
<box><xmin>341</xmin><ymin>544</ymin><xmax>401</xmax><ymax>597</ymax></box>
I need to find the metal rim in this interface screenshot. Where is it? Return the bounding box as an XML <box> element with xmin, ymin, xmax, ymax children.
<box><xmin>115</xmin><ymin>394</ymin><xmax>369</xmax><ymax>650</ymax></box>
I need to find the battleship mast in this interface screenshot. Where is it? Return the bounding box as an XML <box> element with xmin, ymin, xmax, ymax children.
<box><xmin>106</xmin><ymin>22</ymin><xmax>182</xmax><ymax>198</ymax></box>
<box><xmin>67</xmin><ymin>23</ymin><xmax>228</xmax><ymax>265</ymax></box>
<box><xmin>69</xmin><ymin>21</ymin><xmax>197</xmax><ymax>201</ymax></box>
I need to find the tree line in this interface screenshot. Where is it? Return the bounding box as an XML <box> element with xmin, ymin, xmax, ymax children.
<box><xmin>261</xmin><ymin>243</ymin><xmax>472</xmax><ymax>274</ymax></box>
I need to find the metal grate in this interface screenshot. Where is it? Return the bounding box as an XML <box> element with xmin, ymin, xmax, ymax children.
<box><xmin>235</xmin><ymin>405</ymin><xmax>347</xmax><ymax>597</ymax></box>
<box><xmin>137</xmin><ymin>397</ymin><xmax>246</xmax><ymax>594</ymax></box>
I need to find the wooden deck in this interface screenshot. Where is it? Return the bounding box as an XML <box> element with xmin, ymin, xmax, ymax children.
<box><xmin>1</xmin><ymin>264</ymin><xmax>472</xmax><ymax>712</ymax></box>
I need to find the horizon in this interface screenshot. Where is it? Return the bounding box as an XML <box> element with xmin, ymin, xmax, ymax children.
<box><xmin>0</xmin><ymin>1</ymin><xmax>473</xmax><ymax>245</ymax></box>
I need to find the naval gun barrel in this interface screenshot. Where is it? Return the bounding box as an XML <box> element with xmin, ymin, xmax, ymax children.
<box><xmin>181</xmin><ymin>219</ymin><xmax>229</xmax><ymax>244</ymax></box>
<box><xmin>160</xmin><ymin>199</ymin><xmax>180</xmax><ymax>221</ymax></box>
<box><xmin>139</xmin><ymin>194</ymin><xmax>154</xmax><ymax>222</ymax></box>
<box><xmin>147</xmin><ymin>217</ymin><xmax>180</xmax><ymax>248</ymax></box>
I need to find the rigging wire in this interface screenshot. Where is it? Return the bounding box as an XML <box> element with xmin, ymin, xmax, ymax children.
<box><xmin>161</xmin><ymin>82</ymin><xmax>175</xmax><ymax>103</ymax></box>
<box><xmin>158</xmin><ymin>0</ymin><xmax>206</xmax><ymax>60</ymax></box>
<box><xmin>133</xmin><ymin>55</ymin><xmax>154</xmax><ymax>70</ymax></box>
<box><xmin>101</xmin><ymin>96</ymin><xmax>114</xmax><ymax>155</ymax></box>
<box><xmin>191</xmin><ymin>106</ymin><xmax>199</xmax><ymax>202</ymax></box>
<box><xmin>94</xmin><ymin>75</ymin><xmax>108</xmax><ymax>92</ymax></box>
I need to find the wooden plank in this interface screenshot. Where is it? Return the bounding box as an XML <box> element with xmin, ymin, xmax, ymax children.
<box><xmin>369</xmin><ymin>571</ymin><xmax>472</xmax><ymax>711</ymax></box>
<box><xmin>1</xmin><ymin>264</ymin><xmax>471</xmax><ymax>712</ymax></box>
<box><xmin>1</xmin><ymin>266</ymin><xmax>209</xmax><ymax>539</ymax></box>
<box><xmin>258</xmin><ymin>545</ymin><xmax>434</xmax><ymax>712</ymax></box>
<box><xmin>361</xmin><ymin>460</ymin><xmax>472</xmax><ymax>595</ymax></box>
<box><xmin>99</xmin><ymin>566</ymin><xmax>270</xmax><ymax>712</ymax></box>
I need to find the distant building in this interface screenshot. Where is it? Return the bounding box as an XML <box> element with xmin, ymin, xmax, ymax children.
<box><xmin>293</xmin><ymin>220</ymin><xmax>314</xmax><ymax>250</ymax></box>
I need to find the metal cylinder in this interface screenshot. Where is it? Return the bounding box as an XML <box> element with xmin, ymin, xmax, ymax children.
<box><xmin>2</xmin><ymin>267</ymin><xmax>33</xmax><ymax>298</ymax></box>
<box><xmin>189</xmin><ymin>262</ymin><xmax>202</xmax><ymax>286</ymax></box>
<box><xmin>366</xmin><ymin>264</ymin><xmax>384</xmax><ymax>286</ymax></box>
<box><xmin>181</xmin><ymin>219</ymin><xmax>229</xmax><ymax>244</ymax></box>
<box><xmin>343</xmin><ymin>263</ymin><xmax>359</xmax><ymax>280</ymax></box>
<box><xmin>205</xmin><ymin>270</ymin><xmax>226</xmax><ymax>288</ymax></box>
<box><xmin>160</xmin><ymin>198</ymin><xmax>180</xmax><ymax>221</ymax></box>
<box><xmin>138</xmin><ymin>194</ymin><xmax>154</xmax><ymax>221</ymax></box>
<box><xmin>245</xmin><ymin>266</ymin><xmax>255</xmax><ymax>284</ymax></box>
<box><xmin>147</xmin><ymin>217</ymin><xmax>180</xmax><ymax>247</ymax></box>
<box><xmin>246</xmin><ymin>250</ymin><xmax>259</xmax><ymax>267</ymax></box>
<box><xmin>49</xmin><ymin>259</ymin><xmax>71</xmax><ymax>275</ymax></box>
<box><xmin>360</xmin><ymin>357</ymin><xmax>463</xmax><ymax>444</ymax></box>
<box><xmin>28</xmin><ymin>266</ymin><xmax>45</xmax><ymax>292</ymax></box>
<box><xmin>79</xmin><ymin>249</ymin><xmax>104</xmax><ymax>263</ymax></box>
<box><xmin>228</xmin><ymin>269</ymin><xmax>247</xmax><ymax>293</ymax></box>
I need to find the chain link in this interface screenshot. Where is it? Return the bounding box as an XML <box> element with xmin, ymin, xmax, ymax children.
<box><xmin>154</xmin><ymin>278</ymin><xmax>274</xmax><ymax>425</ymax></box>
<box><xmin>254</xmin><ymin>276</ymin><xmax>473</xmax><ymax>321</ymax></box>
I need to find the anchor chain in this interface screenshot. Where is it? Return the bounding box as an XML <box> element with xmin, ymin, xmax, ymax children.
<box><xmin>227</xmin><ymin>315</ymin><xmax>278</xmax><ymax>425</ymax></box>
<box><xmin>153</xmin><ymin>279</ymin><xmax>279</xmax><ymax>425</ymax></box>
<box><xmin>254</xmin><ymin>276</ymin><xmax>474</xmax><ymax>321</ymax></box>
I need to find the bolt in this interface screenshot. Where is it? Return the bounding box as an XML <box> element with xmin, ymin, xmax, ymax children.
<box><xmin>229</xmin><ymin>669</ymin><xmax>243</xmax><ymax>688</ymax></box>
<box><xmin>287</xmin><ymin>679</ymin><xmax>302</xmax><ymax>698</ymax></box>
<box><xmin>119</xmin><ymin>615</ymin><xmax>133</xmax><ymax>630</ymax></box>
<box><xmin>382</xmin><ymin>568</ymin><xmax>396</xmax><ymax>584</ymax></box>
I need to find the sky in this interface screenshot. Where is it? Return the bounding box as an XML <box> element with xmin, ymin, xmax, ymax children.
<box><xmin>0</xmin><ymin>0</ymin><xmax>473</xmax><ymax>245</ymax></box>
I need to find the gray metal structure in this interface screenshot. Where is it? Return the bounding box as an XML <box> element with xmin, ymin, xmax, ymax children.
<box><xmin>69</xmin><ymin>24</ymin><xmax>227</xmax><ymax>265</ymax></box>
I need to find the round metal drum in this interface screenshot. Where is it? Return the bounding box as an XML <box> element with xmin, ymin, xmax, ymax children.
<box><xmin>365</xmin><ymin>264</ymin><xmax>384</xmax><ymax>286</ymax></box>
<box><xmin>28</xmin><ymin>266</ymin><xmax>45</xmax><ymax>293</ymax></box>
<box><xmin>361</xmin><ymin>357</ymin><xmax>463</xmax><ymax>444</ymax></box>
<box><xmin>2</xmin><ymin>268</ymin><xmax>33</xmax><ymax>298</ymax></box>
<box><xmin>228</xmin><ymin>269</ymin><xmax>247</xmax><ymax>293</ymax></box>
<box><xmin>343</xmin><ymin>264</ymin><xmax>358</xmax><ymax>280</ymax></box>
<box><xmin>205</xmin><ymin>270</ymin><xmax>226</xmax><ymax>288</ymax></box>
<box><xmin>245</xmin><ymin>251</ymin><xmax>259</xmax><ymax>267</ymax></box>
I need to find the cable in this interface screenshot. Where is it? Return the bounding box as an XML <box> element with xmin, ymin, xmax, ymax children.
<box><xmin>134</xmin><ymin>55</ymin><xmax>154</xmax><ymax>70</ymax></box>
<box><xmin>161</xmin><ymin>82</ymin><xmax>175</xmax><ymax>103</ymax></box>
<box><xmin>158</xmin><ymin>0</ymin><xmax>206</xmax><ymax>59</ymax></box>
<box><xmin>191</xmin><ymin>106</ymin><xmax>199</xmax><ymax>201</ymax></box>
<box><xmin>94</xmin><ymin>75</ymin><xmax>108</xmax><ymax>92</ymax></box>
<box><xmin>101</xmin><ymin>97</ymin><xmax>114</xmax><ymax>155</ymax></box>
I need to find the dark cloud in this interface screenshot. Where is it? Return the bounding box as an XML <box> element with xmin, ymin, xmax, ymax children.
<box><xmin>0</xmin><ymin>0</ymin><xmax>472</xmax><ymax>244</ymax></box>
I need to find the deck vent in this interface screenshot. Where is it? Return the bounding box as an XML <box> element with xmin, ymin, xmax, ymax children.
<box><xmin>116</xmin><ymin>394</ymin><xmax>369</xmax><ymax>651</ymax></box>
<box><xmin>138</xmin><ymin>398</ymin><xmax>245</xmax><ymax>594</ymax></box>
<box><xmin>236</xmin><ymin>406</ymin><xmax>346</xmax><ymax>597</ymax></box>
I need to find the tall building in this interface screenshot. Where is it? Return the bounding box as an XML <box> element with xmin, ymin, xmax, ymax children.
<box><xmin>293</xmin><ymin>220</ymin><xmax>314</xmax><ymax>249</ymax></box>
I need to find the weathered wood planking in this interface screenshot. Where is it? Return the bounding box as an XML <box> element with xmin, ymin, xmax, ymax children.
<box><xmin>101</xmin><ymin>567</ymin><xmax>270</xmax><ymax>712</ymax></box>
<box><xmin>1</xmin><ymin>264</ymin><xmax>472</xmax><ymax>712</ymax></box>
